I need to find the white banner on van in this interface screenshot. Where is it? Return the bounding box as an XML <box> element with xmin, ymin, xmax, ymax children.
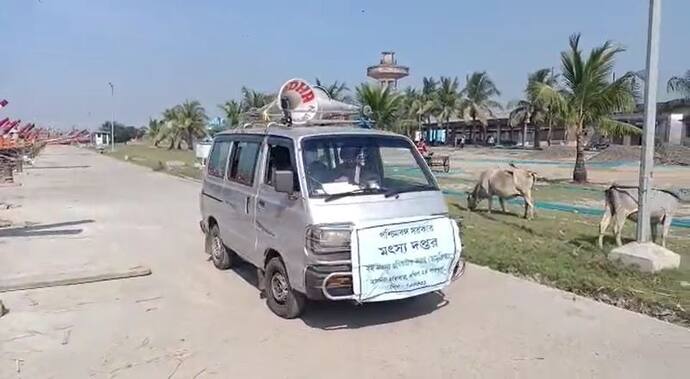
<box><xmin>351</xmin><ymin>216</ymin><xmax>460</xmax><ymax>302</ymax></box>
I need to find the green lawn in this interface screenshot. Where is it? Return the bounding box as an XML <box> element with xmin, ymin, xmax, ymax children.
<box><xmin>450</xmin><ymin>199</ymin><xmax>690</xmax><ymax>326</ymax></box>
<box><xmin>104</xmin><ymin>143</ymin><xmax>202</xmax><ymax>179</ymax></box>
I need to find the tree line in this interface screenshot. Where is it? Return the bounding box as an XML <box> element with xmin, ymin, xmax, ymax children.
<box><xmin>139</xmin><ymin>33</ymin><xmax>688</xmax><ymax>182</ymax></box>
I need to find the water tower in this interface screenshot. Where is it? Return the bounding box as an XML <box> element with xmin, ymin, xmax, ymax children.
<box><xmin>367</xmin><ymin>51</ymin><xmax>409</xmax><ymax>89</ymax></box>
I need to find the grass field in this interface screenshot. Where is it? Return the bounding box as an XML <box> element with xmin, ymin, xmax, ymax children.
<box><xmin>104</xmin><ymin>143</ymin><xmax>202</xmax><ymax>179</ymax></box>
<box><xmin>106</xmin><ymin>143</ymin><xmax>690</xmax><ymax>326</ymax></box>
<box><xmin>449</xmin><ymin>198</ymin><xmax>690</xmax><ymax>326</ymax></box>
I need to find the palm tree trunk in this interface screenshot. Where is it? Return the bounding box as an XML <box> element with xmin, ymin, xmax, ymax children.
<box><xmin>449</xmin><ymin>118</ymin><xmax>457</xmax><ymax>147</ymax></box>
<box><xmin>573</xmin><ymin>129</ymin><xmax>587</xmax><ymax>183</ymax></box>
<box><xmin>496</xmin><ymin>121</ymin><xmax>501</xmax><ymax>146</ymax></box>
<box><xmin>533</xmin><ymin>123</ymin><xmax>541</xmax><ymax>149</ymax></box>
<box><xmin>546</xmin><ymin>117</ymin><xmax>553</xmax><ymax>146</ymax></box>
<box><xmin>445</xmin><ymin>122</ymin><xmax>451</xmax><ymax>146</ymax></box>
<box><xmin>521</xmin><ymin>122</ymin><xmax>527</xmax><ymax>148</ymax></box>
<box><xmin>167</xmin><ymin>137</ymin><xmax>175</xmax><ymax>150</ymax></box>
<box><xmin>187</xmin><ymin>130</ymin><xmax>194</xmax><ymax>150</ymax></box>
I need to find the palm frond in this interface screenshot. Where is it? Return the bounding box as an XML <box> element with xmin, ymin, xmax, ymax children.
<box><xmin>598</xmin><ymin>117</ymin><xmax>641</xmax><ymax>137</ymax></box>
<box><xmin>667</xmin><ymin>70</ymin><xmax>690</xmax><ymax>97</ymax></box>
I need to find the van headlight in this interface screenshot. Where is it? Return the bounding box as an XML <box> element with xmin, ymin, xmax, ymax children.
<box><xmin>306</xmin><ymin>224</ymin><xmax>352</xmax><ymax>254</ymax></box>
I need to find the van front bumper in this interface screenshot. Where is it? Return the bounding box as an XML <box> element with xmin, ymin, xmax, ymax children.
<box><xmin>305</xmin><ymin>257</ymin><xmax>465</xmax><ymax>301</ymax></box>
<box><xmin>304</xmin><ymin>264</ymin><xmax>353</xmax><ymax>301</ymax></box>
<box><xmin>452</xmin><ymin>257</ymin><xmax>466</xmax><ymax>281</ymax></box>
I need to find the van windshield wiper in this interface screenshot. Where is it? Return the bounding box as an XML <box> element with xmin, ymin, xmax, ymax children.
<box><xmin>384</xmin><ymin>184</ymin><xmax>438</xmax><ymax>198</ymax></box>
<box><xmin>323</xmin><ymin>187</ymin><xmax>387</xmax><ymax>202</ymax></box>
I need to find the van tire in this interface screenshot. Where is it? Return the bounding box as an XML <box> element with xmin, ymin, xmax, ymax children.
<box><xmin>264</xmin><ymin>257</ymin><xmax>306</xmax><ymax>319</ymax></box>
<box><xmin>206</xmin><ymin>224</ymin><xmax>233</xmax><ymax>270</ymax></box>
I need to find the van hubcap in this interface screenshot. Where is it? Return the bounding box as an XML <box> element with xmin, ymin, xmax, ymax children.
<box><xmin>271</xmin><ymin>273</ymin><xmax>289</xmax><ymax>303</ymax></box>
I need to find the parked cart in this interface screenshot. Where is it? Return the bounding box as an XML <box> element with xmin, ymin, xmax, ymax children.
<box><xmin>425</xmin><ymin>154</ymin><xmax>450</xmax><ymax>173</ymax></box>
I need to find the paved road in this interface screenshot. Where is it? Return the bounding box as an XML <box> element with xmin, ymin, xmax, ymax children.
<box><xmin>1</xmin><ymin>145</ymin><xmax>689</xmax><ymax>378</ymax></box>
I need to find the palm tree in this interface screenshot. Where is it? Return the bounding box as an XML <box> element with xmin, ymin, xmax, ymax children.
<box><xmin>435</xmin><ymin>77</ymin><xmax>461</xmax><ymax>145</ymax></box>
<box><xmin>508</xmin><ymin>99</ymin><xmax>535</xmax><ymax>147</ymax></box>
<box><xmin>147</xmin><ymin>118</ymin><xmax>162</xmax><ymax>147</ymax></box>
<box><xmin>459</xmin><ymin>71</ymin><xmax>501</xmax><ymax>144</ymax></box>
<box><xmin>397</xmin><ymin>87</ymin><xmax>419</xmax><ymax>137</ymax></box>
<box><xmin>160</xmin><ymin>107</ymin><xmax>183</xmax><ymax>150</ymax></box>
<box><xmin>530</xmin><ymin>34</ymin><xmax>639</xmax><ymax>183</ymax></box>
<box><xmin>175</xmin><ymin>100</ymin><xmax>208</xmax><ymax>150</ymax></box>
<box><xmin>240</xmin><ymin>87</ymin><xmax>273</xmax><ymax>112</ymax></box>
<box><xmin>420</xmin><ymin>77</ymin><xmax>439</xmax><ymax>124</ymax></box>
<box><xmin>315</xmin><ymin>78</ymin><xmax>352</xmax><ymax>102</ymax></box>
<box><xmin>667</xmin><ymin>70</ymin><xmax>690</xmax><ymax>98</ymax></box>
<box><xmin>509</xmin><ymin>68</ymin><xmax>559</xmax><ymax>148</ymax></box>
<box><xmin>356</xmin><ymin>83</ymin><xmax>403</xmax><ymax>131</ymax></box>
<box><xmin>218</xmin><ymin>100</ymin><xmax>241</xmax><ymax>128</ymax></box>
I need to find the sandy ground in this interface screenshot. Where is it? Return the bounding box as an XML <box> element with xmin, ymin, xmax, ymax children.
<box><xmin>433</xmin><ymin>146</ymin><xmax>690</xmax><ymax>188</ymax></box>
<box><xmin>1</xmin><ymin>145</ymin><xmax>689</xmax><ymax>378</ymax></box>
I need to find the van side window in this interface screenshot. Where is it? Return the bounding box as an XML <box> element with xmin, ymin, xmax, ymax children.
<box><xmin>228</xmin><ymin>141</ymin><xmax>261</xmax><ymax>186</ymax></box>
<box><xmin>265</xmin><ymin>144</ymin><xmax>300</xmax><ymax>191</ymax></box>
<box><xmin>206</xmin><ymin>140</ymin><xmax>231</xmax><ymax>178</ymax></box>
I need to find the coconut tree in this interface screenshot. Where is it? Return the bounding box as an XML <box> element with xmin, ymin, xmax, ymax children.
<box><xmin>435</xmin><ymin>77</ymin><xmax>461</xmax><ymax>145</ymax></box>
<box><xmin>315</xmin><ymin>78</ymin><xmax>352</xmax><ymax>102</ymax></box>
<box><xmin>530</xmin><ymin>34</ymin><xmax>639</xmax><ymax>183</ymax></box>
<box><xmin>175</xmin><ymin>100</ymin><xmax>208</xmax><ymax>150</ymax></box>
<box><xmin>509</xmin><ymin>68</ymin><xmax>559</xmax><ymax>148</ymax></box>
<box><xmin>667</xmin><ymin>70</ymin><xmax>690</xmax><ymax>98</ymax></box>
<box><xmin>159</xmin><ymin>107</ymin><xmax>183</xmax><ymax>150</ymax></box>
<box><xmin>420</xmin><ymin>77</ymin><xmax>439</xmax><ymax>124</ymax></box>
<box><xmin>459</xmin><ymin>71</ymin><xmax>501</xmax><ymax>144</ymax></box>
<box><xmin>356</xmin><ymin>83</ymin><xmax>403</xmax><ymax>131</ymax></box>
<box><xmin>396</xmin><ymin>87</ymin><xmax>420</xmax><ymax>137</ymax></box>
<box><xmin>147</xmin><ymin>118</ymin><xmax>162</xmax><ymax>147</ymax></box>
<box><xmin>240</xmin><ymin>87</ymin><xmax>273</xmax><ymax>112</ymax></box>
<box><xmin>218</xmin><ymin>100</ymin><xmax>241</xmax><ymax>129</ymax></box>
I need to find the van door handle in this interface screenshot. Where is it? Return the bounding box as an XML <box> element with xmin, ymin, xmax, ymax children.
<box><xmin>245</xmin><ymin>197</ymin><xmax>250</xmax><ymax>214</ymax></box>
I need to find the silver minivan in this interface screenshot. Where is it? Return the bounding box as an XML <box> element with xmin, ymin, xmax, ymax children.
<box><xmin>199</xmin><ymin>124</ymin><xmax>465</xmax><ymax>318</ymax></box>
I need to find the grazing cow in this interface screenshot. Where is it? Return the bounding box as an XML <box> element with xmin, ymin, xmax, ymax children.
<box><xmin>467</xmin><ymin>164</ymin><xmax>538</xmax><ymax>219</ymax></box>
<box><xmin>598</xmin><ymin>185</ymin><xmax>680</xmax><ymax>248</ymax></box>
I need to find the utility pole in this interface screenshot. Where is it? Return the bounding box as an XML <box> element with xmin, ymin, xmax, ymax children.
<box><xmin>108</xmin><ymin>82</ymin><xmax>115</xmax><ymax>152</ymax></box>
<box><xmin>637</xmin><ymin>0</ymin><xmax>662</xmax><ymax>242</ymax></box>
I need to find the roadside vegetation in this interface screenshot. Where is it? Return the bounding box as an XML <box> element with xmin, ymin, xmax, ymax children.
<box><xmin>449</xmin><ymin>199</ymin><xmax>690</xmax><ymax>326</ymax></box>
<box><xmin>105</xmin><ymin>142</ymin><xmax>200</xmax><ymax>180</ymax></box>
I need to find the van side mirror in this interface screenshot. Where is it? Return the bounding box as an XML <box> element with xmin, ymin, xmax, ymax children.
<box><xmin>273</xmin><ymin>170</ymin><xmax>294</xmax><ymax>195</ymax></box>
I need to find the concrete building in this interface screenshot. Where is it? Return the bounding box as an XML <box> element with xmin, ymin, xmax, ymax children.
<box><xmin>366</xmin><ymin>52</ymin><xmax>409</xmax><ymax>89</ymax></box>
<box><xmin>92</xmin><ymin>131</ymin><xmax>111</xmax><ymax>147</ymax></box>
<box><xmin>422</xmin><ymin>98</ymin><xmax>690</xmax><ymax>147</ymax></box>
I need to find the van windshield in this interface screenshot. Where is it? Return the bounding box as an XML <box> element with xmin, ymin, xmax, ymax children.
<box><xmin>301</xmin><ymin>135</ymin><xmax>438</xmax><ymax>198</ymax></box>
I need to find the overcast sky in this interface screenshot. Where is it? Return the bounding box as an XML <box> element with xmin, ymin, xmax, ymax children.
<box><xmin>2</xmin><ymin>0</ymin><xmax>688</xmax><ymax>130</ymax></box>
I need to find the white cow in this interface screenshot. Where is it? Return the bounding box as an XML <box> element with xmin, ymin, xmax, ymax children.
<box><xmin>598</xmin><ymin>185</ymin><xmax>680</xmax><ymax>248</ymax></box>
<box><xmin>467</xmin><ymin>164</ymin><xmax>538</xmax><ymax>219</ymax></box>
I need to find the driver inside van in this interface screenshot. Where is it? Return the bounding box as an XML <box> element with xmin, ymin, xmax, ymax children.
<box><xmin>304</xmin><ymin>149</ymin><xmax>332</xmax><ymax>187</ymax></box>
<box><xmin>332</xmin><ymin>146</ymin><xmax>361</xmax><ymax>183</ymax></box>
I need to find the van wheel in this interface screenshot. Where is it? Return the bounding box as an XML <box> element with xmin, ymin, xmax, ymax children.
<box><xmin>206</xmin><ymin>224</ymin><xmax>233</xmax><ymax>270</ymax></box>
<box><xmin>264</xmin><ymin>257</ymin><xmax>306</xmax><ymax>319</ymax></box>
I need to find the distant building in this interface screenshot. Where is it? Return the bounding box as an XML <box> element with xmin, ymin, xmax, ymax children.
<box><xmin>422</xmin><ymin>98</ymin><xmax>690</xmax><ymax>147</ymax></box>
<box><xmin>611</xmin><ymin>98</ymin><xmax>690</xmax><ymax>146</ymax></box>
<box><xmin>366</xmin><ymin>52</ymin><xmax>409</xmax><ymax>89</ymax></box>
<box><xmin>92</xmin><ymin>131</ymin><xmax>111</xmax><ymax>147</ymax></box>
